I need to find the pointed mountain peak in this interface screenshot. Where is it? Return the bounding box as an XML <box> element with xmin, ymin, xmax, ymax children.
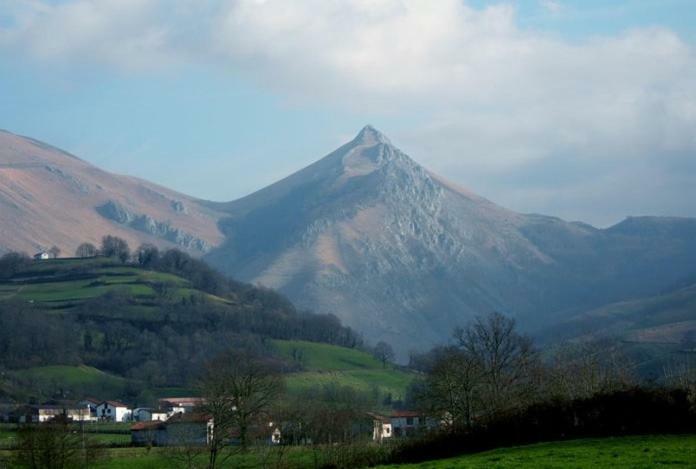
<box><xmin>353</xmin><ymin>125</ymin><xmax>391</xmax><ymax>146</ymax></box>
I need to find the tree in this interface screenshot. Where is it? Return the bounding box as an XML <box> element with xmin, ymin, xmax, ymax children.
<box><xmin>75</xmin><ymin>243</ymin><xmax>98</xmax><ymax>258</ymax></box>
<box><xmin>420</xmin><ymin>347</ymin><xmax>483</xmax><ymax>430</ymax></box>
<box><xmin>135</xmin><ymin>243</ymin><xmax>160</xmax><ymax>267</ymax></box>
<box><xmin>373</xmin><ymin>341</ymin><xmax>395</xmax><ymax>368</ymax></box>
<box><xmin>0</xmin><ymin>252</ymin><xmax>31</xmax><ymax>279</ymax></box>
<box><xmin>200</xmin><ymin>350</ymin><xmax>284</xmax><ymax>468</ymax></box>
<box><xmin>48</xmin><ymin>245</ymin><xmax>61</xmax><ymax>259</ymax></box>
<box><xmin>14</xmin><ymin>417</ymin><xmax>105</xmax><ymax>468</ymax></box>
<box><xmin>547</xmin><ymin>341</ymin><xmax>634</xmax><ymax>400</ymax></box>
<box><xmin>100</xmin><ymin>235</ymin><xmax>130</xmax><ymax>263</ymax></box>
<box><xmin>453</xmin><ymin>312</ymin><xmax>539</xmax><ymax>417</ymax></box>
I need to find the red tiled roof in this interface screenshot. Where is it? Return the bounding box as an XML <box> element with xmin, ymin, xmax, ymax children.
<box><xmin>166</xmin><ymin>412</ymin><xmax>212</xmax><ymax>424</ymax></box>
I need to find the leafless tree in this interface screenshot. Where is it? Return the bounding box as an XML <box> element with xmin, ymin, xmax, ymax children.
<box><xmin>454</xmin><ymin>312</ymin><xmax>539</xmax><ymax>416</ymax></box>
<box><xmin>75</xmin><ymin>242</ymin><xmax>98</xmax><ymax>258</ymax></box>
<box><xmin>200</xmin><ymin>350</ymin><xmax>284</xmax><ymax>468</ymax></box>
<box><xmin>100</xmin><ymin>235</ymin><xmax>130</xmax><ymax>263</ymax></box>
<box><xmin>421</xmin><ymin>347</ymin><xmax>483</xmax><ymax>430</ymax></box>
<box><xmin>373</xmin><ymin>341</ymin><xmax>395</xmax><ymax>368</ymax></box>
<box><xmin>48</xmin><ymin>245</ymin><xmax>61</xmax><ymax>259</ymax></box>
<box><xmin>546</xmin><ymin>341</ymin><xmax>635</xmax><ymax>400</ymax></box>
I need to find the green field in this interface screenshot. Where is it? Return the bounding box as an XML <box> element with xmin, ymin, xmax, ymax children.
<box><xmin>0</xmin><ymin>258</ymin><xmax>225</xmax><ymax>307</ymax></box>
<box><xmin>382</xmin><ymin>435</ymin><xmax>696</xmax><ymax>468</ymax></box>
<box><xmin>274</xmin><ymin>340</ymin><xmax>415</xmax><ymax>399</ymax></box>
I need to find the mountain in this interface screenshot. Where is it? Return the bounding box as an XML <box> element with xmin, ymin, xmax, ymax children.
<box><xmin>206</xmin><ymin>126</ymin><xmax>696</xmax><ymax>356</ymax></box>
<box><xmin>1</xmin><ymin>126</ymin><xmax>695</xmax><ymax>357</ymax></box>
<box><xmin>0</xmin><ymin>129</ymin><xmax>225</xmax><ymax>256</ymax></box>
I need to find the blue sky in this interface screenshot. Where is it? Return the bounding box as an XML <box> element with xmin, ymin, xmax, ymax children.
<box><xmin>1</xmin><ymin>0</ymin><xmax>695</xmax><ymax>226</ymax></box>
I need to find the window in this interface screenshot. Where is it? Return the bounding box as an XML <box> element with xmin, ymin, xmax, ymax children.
<box><xmin>406</xmin><ymin>417</ymin><xmax>414</xmax><ymax>425</ymax></box>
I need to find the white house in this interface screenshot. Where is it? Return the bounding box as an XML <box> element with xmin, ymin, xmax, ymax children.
<box><xmin>96</xmin><ymin>400</ymin><xmax>131</xmax><ymax>422</ymax></box>
<box><xmin>78</xmin><ymin>398</ymin><xmax>101</xmax><ymax>419</ymax></box>
<box><xmin>18</xmin><ymin>405</ymin><xmax>96</xmax><ymax>423</ymax></box>
<box><xmin>33</xmin><ymin>251</ymin><xmax>51</xmax><ymax>260</ymax></box>
<box><xmin>133</xmin><ymin>407</ymin><xmax>168</xmax><ymax>422</ymax></box>
<box><xmin>371</xmin><ymin>410</ymin><xmax>430</xmax><ymax>442</ymax></box>
<box><xmin>158</xmin><ymin>397</ymin><xmax>204</xmax><ymax>416</ymax></box>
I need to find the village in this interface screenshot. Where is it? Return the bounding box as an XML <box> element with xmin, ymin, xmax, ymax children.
<box><xmin>0</xmin><ymin>396</ymin><xmax>437</xmax><ymax>448</ymax></box>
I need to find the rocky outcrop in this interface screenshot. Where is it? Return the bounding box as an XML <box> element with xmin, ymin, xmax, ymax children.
<box><xmin>97</xmin><ymin>200</ymin><xmax>211</xmax><ymax>252</ymax></box>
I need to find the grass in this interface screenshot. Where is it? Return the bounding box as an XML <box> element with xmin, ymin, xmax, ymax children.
<box><xmin>12</xmin><ymin>365</ymin><xmax>126</xmax><ymax>389</ymax></box>
<box><xmin>382</xmin><ymin>434</ymin><xmax>696</xmax><ymax>468</ymax></box>
<box><xmin>274</xmin><ymin>340</ymin><xmax>415</xmax><ymax>400</ymax></box>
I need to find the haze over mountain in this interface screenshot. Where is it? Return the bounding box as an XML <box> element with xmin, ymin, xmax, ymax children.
<box><xmin>1</xmin><ymin>126</ymin><xmax>695</xmax><ymax>357</ymax></box>
<box><xmin>0</xmin><ymin>129</ymin><xmax>225</xmax><ymax>256</ymax></box>
<box><xmin>206</xmin><ymin>126</ymin><xmax>696</xmax><ymax>355</ymax></box>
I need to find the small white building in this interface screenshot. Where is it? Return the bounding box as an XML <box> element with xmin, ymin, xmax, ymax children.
<box><xmin>33</xmin><ymin>251</ymin><xmax>51</xmax><ymax>260</ymax></box>
<box><xmin>18</xmin><ymin>405</ymin><xmax>96</xmax><ymax>423</ymax></box>
<box><xmin>371</xmin><ymin>411</ymin><xmax>429</xmax><ymax>442</ymax></box>
<box><xmin>133</xmin><ymin>407</ymin><xmax>168</xmax><ymax>422</ymax></box>
<box><xmin>96</xmin><ymin>400</ymin><xmax>131</xmax><ymax>422</ymax></box>
<box><xmin>158</xmin><ymin>397</ymin><xmax>204</xmax><ymax>416</ymax></box>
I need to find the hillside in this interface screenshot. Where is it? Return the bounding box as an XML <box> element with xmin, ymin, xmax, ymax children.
<box><xmin>206</xmin><ymin>126</ymin><xmax>696</xmax><ymax>356</ymax></box>
<box><xmin>0</xmin><ymin>256</ymin><xmax>365</xmax><ymax>402</ymax></box>
<box><xmin>0</xmin><ymin>129</ymin><xmax>225</xmax><ymax>256</ymax></box>
<box><xmin>273</xmin><ymin>340</ymin><xmax>414</xmax><ymax>400</ymax></box>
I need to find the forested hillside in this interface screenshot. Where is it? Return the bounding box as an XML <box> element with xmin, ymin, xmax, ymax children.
<box><xmin>0</xmin><ymin>248</ymin><xmax>362</xmax><ymax>402</ymax></box>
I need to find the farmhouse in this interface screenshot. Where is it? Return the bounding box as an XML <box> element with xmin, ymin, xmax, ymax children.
<box><xmin>17</xmin><ymin>404</ymin><xmax>95</xmax><ymax>423</ymax></box>
<box><xmin>158</xmin><ymin>397</ymin><xmax>204</xmax><ymax>415</ymax></box>
<box><xmin>370</xmin><ymin>410</ymin><xmax>430</xmax><ymax>442</ymax></box>
<box><xmin>33</xmin><ymin>251</ymin><xmax>51</xmax><ymax>260</ymax></box>
<box><xmin>96</xmin><ymin>400</ymin><xmax>131</xmax><ymax>422</ymax></box>
<box><xmin>131</xmin><ymin>412</ymin><xmax>213</xmax><ymax>446</ymax></box>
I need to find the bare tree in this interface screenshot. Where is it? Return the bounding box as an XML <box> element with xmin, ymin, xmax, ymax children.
<box><xmin>454</xmin><ymin>312</ymin><xmax>539</xmax><ymax>416</ymax></box>
<box><xmin>75</xmin><ymin>242</ymin><xmax>98</xmax><ymax>258</ymax></box>
<box><xmin>200</xmin><ymin>350</ymin><xmax>284</xmax><ymax>468</ymax></box>
<box><xmin>14</xmin><ymin>417</ymin><xmax>106</xmax><ymax>468</ymax></box>
<box><xmin>547</xmin><ymin>341</ymin><xmax>635</xmax><ymax>400</ymax></box>
<box><xmin>373</xmin><ymin>341</ymin><xmax>395</xmax><ymax>368</ymax></box>
<box><xmin>136</xmin><ymin>243</ymin><xmax>160</xmax><ymax>267</ymax></box>
<box><xmin>48</xmin><ymin>245</ymin><xmax>61</xmax><ymax>259</ymax></box>
<box><xmin>100</xmin><ymin>235</ymin><xmax>130</xmax><ymax>263</ymax></box>
<box><xmin>421</xmin><ymin>347</ymin><xmax>483</xmax><ymax>430</ymax></box>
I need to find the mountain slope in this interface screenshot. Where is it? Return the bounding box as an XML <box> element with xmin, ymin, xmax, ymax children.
<box><xmin>207</xmin><ymin>126</ymin><xmax>696</xmax><ymax>355</ymax></box>
<box><xmin>0</xmin><ymin>129</ymin><xmax>225</xmax><ymax>256</ymax></box>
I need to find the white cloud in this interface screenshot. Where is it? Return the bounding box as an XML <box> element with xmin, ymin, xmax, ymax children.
<box><xmin>1</xmin><ymin>0</ymin><xmax>695</xmax><ymax>224</ymax></box>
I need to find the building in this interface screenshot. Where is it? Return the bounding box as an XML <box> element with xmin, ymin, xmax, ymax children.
<box><xmin>131</xmin><ymin>413</ymin><xmax>213</xmax><ymax>446</ymax></box>
<box><xmin>17</xmin><ymin>404</ymin><xmax>95</xmax><ymax>423</ymax></box>
<box><xmin>33</xmin><ymin>251</ymin><xmax>51</xmax><ymax>260</ymax></box>
<box><xmin>133</xmin><ymin>407</ymin><xmax>168</xmax><ymax>422</ymax></box>
<box><xmin>370</xmin><ymin>410</ymin><xmax>429</xmax><ymax>442</ymax></box>
<box><xmin>78</xmin><ymin>398</ymin><xmax>101</xmax><ymax>419</ymax></box>
<box><xmin>158</xmin><ymin>397</ymin><xmax>204</xmax><ymax>416</ymax></box>
<box><xmin>96</xmin><ymin>400</ymin><xmax>131</xmax><ymax>422</ymax></box>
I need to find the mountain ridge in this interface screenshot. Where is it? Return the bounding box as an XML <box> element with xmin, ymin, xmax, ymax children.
<box><xmin>1</xmin><ymin>126</ymin><xmax>695</xmax><ymax>356</ymax></box>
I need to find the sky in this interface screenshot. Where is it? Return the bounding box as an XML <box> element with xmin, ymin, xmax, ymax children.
<box><xmin>1</xmin><ymin>0</ymin><xmax>695</xmax><ymax>227</ymax></box>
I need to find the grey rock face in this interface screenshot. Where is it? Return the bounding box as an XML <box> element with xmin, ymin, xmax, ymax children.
<box><xmin>97</xmin><ymin>200</ymin><xmax>211</xmax><ymax>252</ymax></box>
<box><xmin>206</xmin><ymin>126</ymin><xmax>696</xmax><ymax>357</ymax></box>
